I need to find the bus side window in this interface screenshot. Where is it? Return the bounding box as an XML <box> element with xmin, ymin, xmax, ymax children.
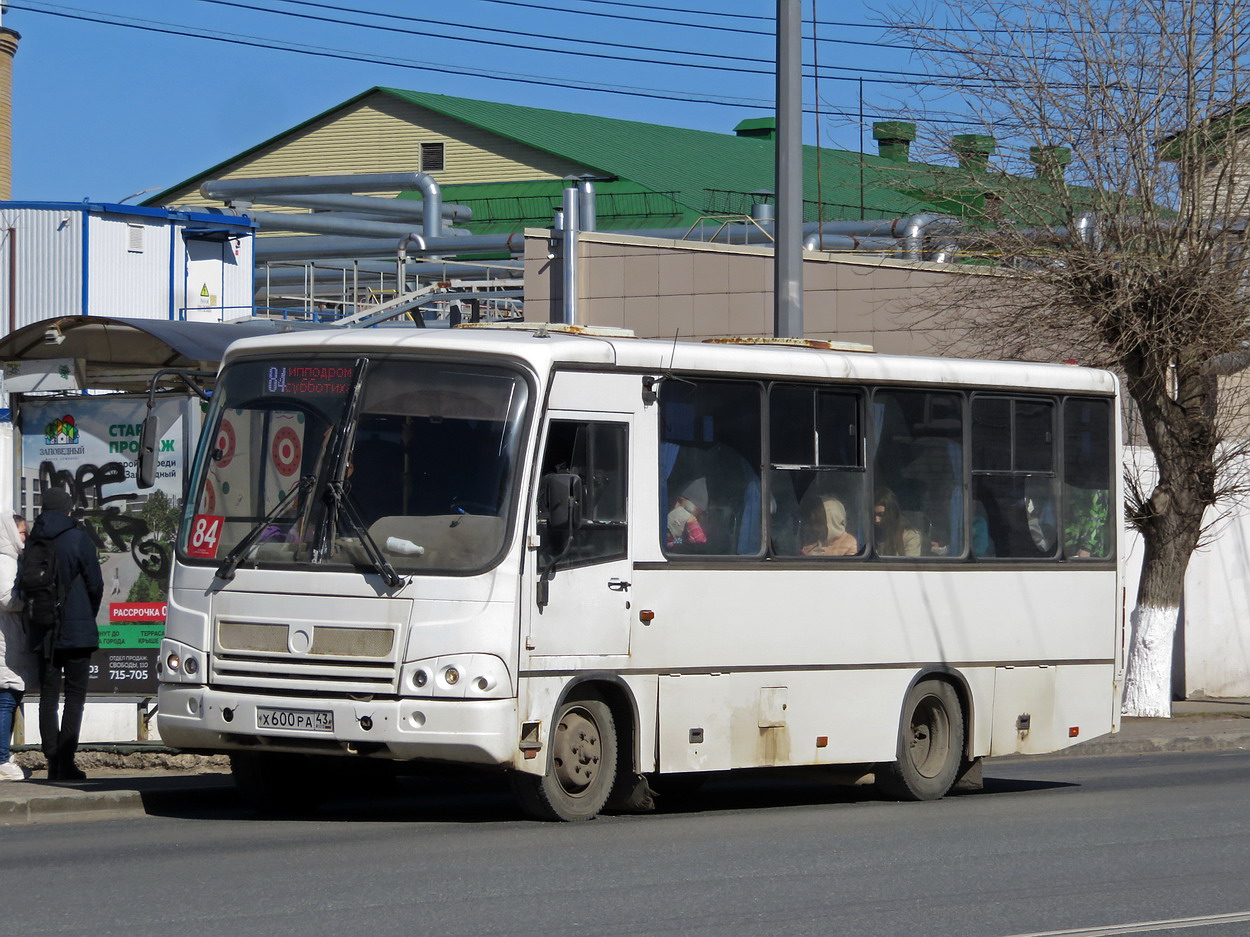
<box><xmin>538</xmin><ymin>420</ymin><xmax>628</xmax><ymax>569</ymax></box>
<box><xmin>971</xmin><ymin>397</ymin><xmax>1058</xmax><ymax>558</ymax></box>
<box><xmin>871</xmin><ymin>390</ymin><xmax>964</xmax><ymax>557</ymax></box>
<box><xmin>1062</xmin><ymin>397</ymin><xmax>1113</xmax><ymax>559</ymax></box>
<box><xmin>768</xmin><ymin>384</ymin><xmax>865</xmax><ymax>558</ymax></box>
<box><xmin>659</xmin><ymin>380</ymin><xmax>762</xmax><ymax>556</ymax></box>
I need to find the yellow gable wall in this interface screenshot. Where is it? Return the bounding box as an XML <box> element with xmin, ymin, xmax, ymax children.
<box><xmin>162</xmin><ymin>90</ymin><xmax>596</xmax><ymax>211</ymax></box>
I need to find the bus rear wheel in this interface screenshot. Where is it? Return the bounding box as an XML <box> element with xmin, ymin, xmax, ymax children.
<box><xmin>875</xmin><ymin>679</ymin><xmax>965</xmax><ymax>802</ymax></box>
<box><xmin>512</xmin><ymin>696</ymin><xmax>618</xmax><ymax>821</ymax></box>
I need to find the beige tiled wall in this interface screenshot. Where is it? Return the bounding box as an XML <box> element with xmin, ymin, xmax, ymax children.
<box><xmin>523</xmin><ymin>230</ymin><xmax>984</xmax><ymax>356</ymax></box>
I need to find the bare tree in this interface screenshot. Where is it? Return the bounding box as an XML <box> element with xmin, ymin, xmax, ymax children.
<box><xmin>885</xmin><ymin>0</ymin><xmax>1250</xmax><ymax>715</ymax></box>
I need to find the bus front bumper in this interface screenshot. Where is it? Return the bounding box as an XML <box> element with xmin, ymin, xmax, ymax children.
<box><xmin>157</xmin><ymin>685</ymin><xmax>519</xmax><ymax>767</ymax></box>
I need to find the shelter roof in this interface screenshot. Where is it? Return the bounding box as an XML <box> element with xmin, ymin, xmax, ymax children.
<box><xmin>0</xmin><ymin>316</ymin><xmax>321</xmax><ymax>392</ymax></box>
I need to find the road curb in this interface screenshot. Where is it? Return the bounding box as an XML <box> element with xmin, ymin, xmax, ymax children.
<box><xmin>1044</xmin><ymin>733</ymin><xmax>1250</xmax><ymax>757</ymax></box>
<box><xmin>0</xmin><ymin>787</ymin><xmax>147</xmax><ymax>825</ymax></box>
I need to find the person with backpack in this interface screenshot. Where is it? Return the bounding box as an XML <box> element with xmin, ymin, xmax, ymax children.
<box><xmin>1</xmin><ymin>513</ymin><xmax>36</xmax><ymax>781</ymax></box>
<box><xmin>23</xmin><ymin>488</ymin><xmax>103</xmax><ymax>782</ymax></box>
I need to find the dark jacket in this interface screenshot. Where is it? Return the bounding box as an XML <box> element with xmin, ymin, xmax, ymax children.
<box><xmin>28</xmin><ymin>509</ymin><xmax>104</xmax><ymax>652</ymax></box>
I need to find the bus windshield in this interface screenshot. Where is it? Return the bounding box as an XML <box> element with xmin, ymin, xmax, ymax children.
<box><xmin>180</xmin><ymin>356</ymin><xmax>531</xmax><ymax>576</ymax></box>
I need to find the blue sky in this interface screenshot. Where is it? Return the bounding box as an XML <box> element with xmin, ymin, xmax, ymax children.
<box><xmin>2</xmin><ymin>0</ymin><xmax>945</xmax><ymax>203</ymax></box>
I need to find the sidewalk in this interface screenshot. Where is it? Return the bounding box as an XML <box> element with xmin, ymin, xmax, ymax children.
<box><xmin>2</xmin><ymin>700</ymin><xmax>1248</xmax><ymax>825</ymax></box>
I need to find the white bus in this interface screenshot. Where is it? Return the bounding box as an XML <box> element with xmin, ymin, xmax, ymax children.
<box><xmin>155</xmin><ymin>324</ymin><xmax>1123</xmax><ymax>820</ymax></box>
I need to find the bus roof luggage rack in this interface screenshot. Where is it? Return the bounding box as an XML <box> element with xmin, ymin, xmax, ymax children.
<box><xmin>703</xmin><ymin>336</ymin><xmax>876</xmax><ymax>353</ymax></box>
<box><xmin>455</xmin><ymin>322</ymin><xmax>636</xmax><ymax>338</ymax></box>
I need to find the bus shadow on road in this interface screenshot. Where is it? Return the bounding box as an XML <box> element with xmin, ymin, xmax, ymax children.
<box><xmin>143</xmin><ymin>765</ymin><xmax>1079</xmax><ymax>824</ymax></box>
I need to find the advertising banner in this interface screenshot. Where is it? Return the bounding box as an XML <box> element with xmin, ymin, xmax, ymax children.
<box><xmin>19</xmin><ymin>396</ymin><xmax>192</xmax><ymax>694</ymax></box>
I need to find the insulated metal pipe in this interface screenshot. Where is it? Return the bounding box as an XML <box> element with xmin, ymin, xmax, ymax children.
<box><xmin>255</xmin><ymin>193</ymin><xmax>472</xmax><ymax>223</ymax></box>
<box><xmin>202</xmin><ymin>172</ymin><xmax>444</xmax><ymax>238</ymax></box>
<box><xmin>561</xmin><ymin>185</ymin><xmax>579</xmax><ymax>325</ymax></box>
<box><xmin>254</xmin><ymin>233</ymin><xmax>527</xmax><ymax>261</ymax></box>
<box><xmin>578</xmin><ymin>179</ymin><xmax>597</xmax><ymax>233</ymax></box>
<box><xmin>240</xmin><ymin>210</ymin><xmax>451</xmax><ymax>241</ymax></box>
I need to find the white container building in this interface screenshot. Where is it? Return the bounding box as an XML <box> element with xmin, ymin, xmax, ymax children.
<box><xmin>0</xmin><ymin>201</ymin><xmax>255</xmax><ymax>330</ymax></box>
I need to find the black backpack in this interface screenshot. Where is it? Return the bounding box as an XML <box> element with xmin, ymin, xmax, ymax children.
<box><xmin>18</xmin><ymin>533</ymin><xmax>65</xmax><ymax>656</ymax></box>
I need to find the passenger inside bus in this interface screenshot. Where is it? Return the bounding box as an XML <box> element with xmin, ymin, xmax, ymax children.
<box><xmin>666</xmin><ymin>478</ymin><xmax>709</xmax><ymax>549</ymax></box>
<box><xmin>798</xmin><ymin>495</ymin><xmax>858</xmax><ymax>556</ymax></box>
<box><xmin>874</xmin><ymin>487</ymin><xmax>922</xmax><ymax>557</ymax></box>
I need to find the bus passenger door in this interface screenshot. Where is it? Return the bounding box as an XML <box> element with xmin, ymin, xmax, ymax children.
<box><xmin>525</xmin><ymin>410</ymin><xmax>632</xmax><ymax>658</ymax></box>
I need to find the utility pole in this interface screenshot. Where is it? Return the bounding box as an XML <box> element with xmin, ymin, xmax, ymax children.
<box><xmin>774</xmin><ymin>0</ymin><xmax>803</xmax><ymax>338</ymax></box>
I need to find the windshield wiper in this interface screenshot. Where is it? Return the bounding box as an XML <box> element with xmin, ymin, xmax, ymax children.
<box><xmin>312</xmin><ymin>357</ymin><xmax>369</xmax><ymax>563</ymax></box>
<box><xmin>325</xmin><ymin>480</ymin><xmax>404</xmax><ymax>588</ymax></box>
<box><xmin>215</xmin><ymin>475</ymin><xmax>317</xmax><ymax>582</ymax></box>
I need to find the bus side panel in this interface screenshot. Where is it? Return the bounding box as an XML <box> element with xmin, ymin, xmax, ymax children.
<box><xmin>989</xmin><ymin>663</ymin><xmax>1115</xmax><ymax>755</ymax></box>
<box><xmin>657</xmin><ymin>670</ymin><xmax>914</xmax><ymax>772</ymax></box>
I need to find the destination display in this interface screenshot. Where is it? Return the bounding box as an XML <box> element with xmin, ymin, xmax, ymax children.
<box><xmin>265</xmin><ymin>364</ymin><xmax>354</xmax><ymax>397</ymax></box>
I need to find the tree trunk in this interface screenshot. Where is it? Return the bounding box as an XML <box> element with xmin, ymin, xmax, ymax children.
<box><xmin>1122</xmin><ymin>536</ymin><xmax>1188</xmax><ymax>717</ymax></box>
<box><xmin>1120</xmin><ymin>349</ymin><xmax>1214</xmax><ymax>717</ymax></box>
<box><xmin>1121</xmin><ymin>469</ymin><xmax>1206</xmax><ymax>717</ymax></box>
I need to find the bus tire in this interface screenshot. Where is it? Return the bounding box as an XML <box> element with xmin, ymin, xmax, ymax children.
<box><xmin>511</xmin><ymin>696</ymin><xmax>618</xmax><ymax>821</ymax></box>
<box><xmin>230</xmin><ymin>752</ymin><xmax>324</xmax><ymax>815</ymax></box>
<box><xmin>875</xmin><ymin>679</ymin><xmax>965</xmax><ymax>802</ymax></box>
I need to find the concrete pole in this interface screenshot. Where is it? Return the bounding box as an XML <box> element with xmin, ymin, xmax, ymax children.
<box><xmin>774</xmin><ymin>0</ymin><xmax>803</xmax><ymax>338</ymax></box>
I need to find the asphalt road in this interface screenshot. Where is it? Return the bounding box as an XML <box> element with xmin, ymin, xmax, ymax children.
<box><xmin>6</xmin><ymin>751</ymin><xmax>1250</xmax><ymax>937</ymax></box>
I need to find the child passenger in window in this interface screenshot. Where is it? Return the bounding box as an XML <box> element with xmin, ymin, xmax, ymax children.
<box><xmin>666</xmin><ymin>478</ymin><xmax>709</xmax><ymax>549</ymax></box>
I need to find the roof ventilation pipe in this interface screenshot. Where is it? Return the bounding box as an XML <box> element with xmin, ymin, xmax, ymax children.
<box><xmin>872</xmin><ymin>121</ymin><xmax>916</xmax><ymax>163</ymax></box>
<box><xmin>952</xmin><ymin>134</ymin><xmax>996</xmax><ymax>174</ymax></box>
<box><xmin>250</xmin><ymin>192</ymin><xmax>471</xmax><ymax>224</ymax></box>
<box><xmin>1030</xmin><ymin>145</ymin><xmax>1072</xmax><ymax>187</ymax></box>
<box><xmin>201</xmin><ymin>172</ymin><xmax>444</xmax><ymax>239</ymax></box>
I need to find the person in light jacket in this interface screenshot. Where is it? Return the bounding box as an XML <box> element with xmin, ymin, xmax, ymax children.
<box><xmin>0</xmin><ymin>513</ymin><xmax>36</xmax><ymax>781</ymax></box>
<box><xmin>30</xmin><ymin>488</ymin><xmax>103</xmax><ymax>782</ymax></box>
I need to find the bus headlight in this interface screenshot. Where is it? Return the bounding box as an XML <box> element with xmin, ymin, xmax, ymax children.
<box><xmin>401</xmin><ymin>654</ymin><xmax>511</xmax><ymax>700</ymax></box>
<box><xmin>158</xmin><ymin>639</ymin><xmax>207</xmax><ymax>685</ymax></box>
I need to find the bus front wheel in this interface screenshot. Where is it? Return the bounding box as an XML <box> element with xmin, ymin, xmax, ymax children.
<box><xmin>512</xmin><ymin>696</ymin><xmax>618</xmax><ymax>821</ymax></box>
<box><xmin>875</xmin><ymin>679</ymin><xmax>965</xmax><ymax>802</ymax></box>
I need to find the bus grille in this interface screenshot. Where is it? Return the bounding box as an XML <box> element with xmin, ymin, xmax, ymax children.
<box><xmin>212</xmin><ymin>620</ymin><xmax>399</xmax><ymax>694</ymax></box>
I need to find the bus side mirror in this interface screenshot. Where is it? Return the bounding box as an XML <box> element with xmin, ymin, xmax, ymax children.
<box><xmin>541</xmin><ymin>472</ymin><xmax>583</xmax><ymax>533</ymax></box>
<box><xmin>137</xmin><ymin>413</ymin><xmax>159</xmax><ymax>489</ymax></box>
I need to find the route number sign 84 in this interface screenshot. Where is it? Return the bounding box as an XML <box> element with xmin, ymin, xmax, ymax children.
<box><xmin>187</xmin><ymin>514</ymin><xmax>225</xmax><ymax>559</ymax></box>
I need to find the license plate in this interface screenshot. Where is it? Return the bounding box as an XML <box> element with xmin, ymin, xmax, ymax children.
<box><xmin>256</xmin><ymin>707</ymin><xmax>333</xmax><ymax>732</ymax></box>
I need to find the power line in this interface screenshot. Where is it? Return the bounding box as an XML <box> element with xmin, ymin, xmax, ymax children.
<box><xmin>263</xmin><ymin>0</ymin><xmax>922</xmax><ymax>52</ymax></box>
<box><xmin>11</xmin><ymin>2</ymin><xmax>996</xmax><ymax>127</ymax></box>
<box><xmin>186</xmin><ymin>0</ymin><xmax>1057</xmax><ymax>92</ymax></box>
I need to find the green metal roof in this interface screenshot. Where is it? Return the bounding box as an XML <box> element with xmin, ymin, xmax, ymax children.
<box><xmin>146</xmin><ymin>85</ymin><xmax>1081</xmax><ymax>233</ymax></box>
<box><xmin>378</xmin><ymin>87</ymin><xmax>958</xmax><ymax>227</ymax></box>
